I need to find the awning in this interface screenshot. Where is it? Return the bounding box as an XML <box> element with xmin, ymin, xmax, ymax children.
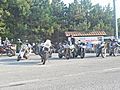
<box><xmin>65</xmin><ymin>31</ymin><xmax>107</xmax><ymax>37</ymax></box>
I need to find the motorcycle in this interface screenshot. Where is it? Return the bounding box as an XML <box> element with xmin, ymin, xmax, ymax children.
<box><xmin>109</xmin><ymin>42</ymin><xmax>119</xmax><ymax>56</ymax></box>
<box><xmin>39</xmin><ymin>46</ymin><xmax>49</xmax><ymax>65</ymax></box>
<box><xmin>96</xmin><ymin>42</ymin><xmax>106</xmax><ymax>58</ymax></box>
<box><xmin>69</xmin><ymin>45</ymin><xmax>77</xmax><ymax>58</ymax></box>
<box><xmin>64</xmin><ymin>45</ymin><xmax>70</xmax><ymax>59</ymax></box>
<box><xmin>17</xmin><ymin>44</ymin><xmax>31</xmax><ymax>61</ymax></box>
<box><xmin>33</xmin><ymin>42</ymin><xmax>51</xmax><ymax>65</ymax></box>
<box><xmin>0</xmin><ymin>45</ymin><xmax>15</xmax><ymax>57</ymax></box>
<box><xmin>57</xmin><ymin>43</ymin><xmax>70</xmax><ymax>59</ymax></box>
<box><xmin>77</xmin><ymin>43</ymin><xmax>86</xmax><ymax>59</ymax></box>
<box><xmin>58</xmin><ymin>44</ymin><xmax>64</xmax><ymax>58</ymax></box>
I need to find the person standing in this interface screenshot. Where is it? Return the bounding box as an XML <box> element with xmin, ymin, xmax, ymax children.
<box><xmin>3</xmin><ymin>37</ymin><xmax>11</xmax><ymax>46</ymax></box>
<box><xmin>68</xmin><ymin>35</ymin><xmax>75</xmax><ymax>45</ymax></box>
<box><xmin>16</xmin><ymin>39</ymin><xmax>22</xmax><ymax>53</ymax></box>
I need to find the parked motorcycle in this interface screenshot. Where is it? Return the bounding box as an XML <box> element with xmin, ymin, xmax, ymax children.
<box><xmin>96</xmin><ymin>42</ymin><xmax>106</xmax><ymax>58</ymax></box>
<box><xmin>69</xmin><ymin>45</ymin><xmax>77</xmax><ymax>58</ymax></box>
<box><xmin>109</xmin><ymin>42</ymin><xmax>119</xmax><ymax>56</ymax></box>
<box><xmin>76</xmin><ymin>43</ymin><xmax>86</xmax><ymax>59</ymax></box>
<box><xmin>64</xmin><ymin>44</ymin><xmax>70</xmax><ymax>59</ymax></box>
<box><xmin>58</xmin><ymin>44</ymin><xmax>64</xmax><ymax>58</ymax></box>
<box><xmin>0</xmin><ymin>45</ymin><xmax>15</xmax><ymax>57</ymax></box>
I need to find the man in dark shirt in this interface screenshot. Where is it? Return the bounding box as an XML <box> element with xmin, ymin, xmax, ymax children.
<box><xmin>68</xmin><ymin>35</ymin><xmax>75</xmax><ymax>45</ymax></box>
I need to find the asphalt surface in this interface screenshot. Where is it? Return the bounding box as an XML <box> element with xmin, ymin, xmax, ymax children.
<box><xmin>0</xmin><ymin>53</ymin><xmax>120</xmax><ymax>90</ymax></box>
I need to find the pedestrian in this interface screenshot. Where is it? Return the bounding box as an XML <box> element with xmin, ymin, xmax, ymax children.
<box><xmin>16</xmin><ymin>39</ymin><xmax>22</xmax><ymax>53</ymax></box>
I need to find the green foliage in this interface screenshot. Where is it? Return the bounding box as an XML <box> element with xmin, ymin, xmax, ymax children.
<box><xmin>0</xmin><ymin>0</ymin><xmax>117</xmax><ymax>43</ymax></box>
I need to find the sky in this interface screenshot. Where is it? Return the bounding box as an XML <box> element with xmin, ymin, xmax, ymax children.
<box><xmin>62</xmin><ymin>0</ymin><xmax>120</xmax><ymax>18</ymax></box>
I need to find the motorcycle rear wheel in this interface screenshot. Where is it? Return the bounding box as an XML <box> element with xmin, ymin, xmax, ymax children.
<box><xmin>101</xmin><ymin>48</ymin><xmax>106</xmax><ymax>58</ymax></box>
<box><xmin>7</xmin><ymin>49</ymin><xmax>15</xmax><ymax>57</ymax></box>
<box><xmin>80</xmin><ymin>48</ymin><xmax>85</xmax><ymax>59</ymax></box>
<box><xmin>58</xmin><ymin>54</ymin><xmax>63</xmax><ymax>58</ymax></box>
<box><xmin>17</xmin><ymin>55</ymin><xmax>21</xmax><ymax>61</ymax></box>
<box><xmin>113</xmin><ymin>47</ymin><xmax>119</xmax><ymax>56</ymax></box>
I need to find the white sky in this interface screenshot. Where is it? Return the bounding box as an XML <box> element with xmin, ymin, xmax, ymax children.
<box><xmin>62</xmin><ymin>0</ymin><xmax>120</xmax><ymax>18</ymax></box>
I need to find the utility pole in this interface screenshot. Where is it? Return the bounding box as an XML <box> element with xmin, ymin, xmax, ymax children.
<box><xmin>113</xmin><ymin>0</ymin><xmax>118</xmax><ymax>39</ymax></box>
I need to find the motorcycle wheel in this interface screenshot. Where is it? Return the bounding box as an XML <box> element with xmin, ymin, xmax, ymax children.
<box><xmin>42</xmin><ymin>58</ymin><xmax>46</xmax><ymax>65</ymax></box>
<box><xmin>42</xmin><ymin>52</ymin><xmax>48</xmax><ymax>65</ymax></box>
<box><xmin>80</xmin><ymin>48</ymin><xmax>85</xmax><ymax>59</ymax></box>
<box><xmin>7</xmin><ymin>50</ymin><xmax>14</xmax><ymax>57</ymax></box>
<box><xmin>66</xmin><ymin>54</ymin><xmax>70</xmax><ymax>59</ymax></box>
<box><xmin>96</xmin><ymin>48</ymin><xmax>100</xmax><ymax>57</ymax></box>
<box><xmin>71</xmin><ymin>51</ymin><xmax>76</xmax><ymax>58</ymax></box>
<box><xmin>65</xmin><ymin>48</ymin><xmax>70</xmax><ymax>59</ymax></box>
<box><xmin>113</xmin><ymin>47</ymin><xmax>118</xmax><ymax>56</ymax></box>
<box><xmin>101</xmin><ymin>48</ymin><xmax>106</xmax><ymax>58</ymax></box>
<box><xmin>17</xmin><ymin>55</ymin><xmax>21</xmax><ymax>61</ymax></box>
<box><xmin>58</xmin><ymin>54</ymin><xmax>63</xmax><ymax>58</ymax></box>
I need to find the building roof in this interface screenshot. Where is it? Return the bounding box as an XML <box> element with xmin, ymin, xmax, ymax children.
<box><xmin>65</xmin><ymin>31</ymin><xmax>107</xmax><ymax>37</ymax></box>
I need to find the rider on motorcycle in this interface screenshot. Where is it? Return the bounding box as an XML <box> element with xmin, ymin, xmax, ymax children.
<box><xmin>109</xmin><ymin>38</ymin><xmax>120</xmax><ymax>50</ymax></box>
<box><xmin>43</xmin><ymin>39</ymin><xmax>52</xmax><ymax>51</ymax></box>
<box><xmin>109</xmin><ymin>38</ymin><xmax>119</xmax><ymax>47</ymax></box>
<box><xmin>40</xmin><ymin>39</ymin><xmax>52</xmax><ymax>63</ymax></box>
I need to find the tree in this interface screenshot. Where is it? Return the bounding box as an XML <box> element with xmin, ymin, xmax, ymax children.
<box><xmin>51</xmin><ymin>0</ymin><xmax>67</xmax><ymax>42</ymax></box>
<box><xmin>0</xmin><ymin>0</ymin><xmax>116</xmax><ymax>43</ymax></box>
<box><xmin>0</xmin><ymin>0</ymin><xmax>10</xmax><ymax>37</ymax></box>
<box><xmin>5</xmin><ymin>0</ymin><xmax>31</xmax><ymax>40</ymax></box>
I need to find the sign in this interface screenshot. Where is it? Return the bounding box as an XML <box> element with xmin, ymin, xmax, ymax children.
<box><xmin>74</xmin><ymin>37</ymin><xmax>100</xmax><ymax>44</ymax></box>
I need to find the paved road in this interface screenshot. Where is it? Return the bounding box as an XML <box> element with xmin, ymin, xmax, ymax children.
<box><xmin>0</xmin><ymin>53</ymin><xmax>120</xmax><ymax>90</ymax></box>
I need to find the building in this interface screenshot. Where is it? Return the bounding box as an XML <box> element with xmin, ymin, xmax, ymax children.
<box><xmin>65</xmin><ymin>31</ymin><xmax>107</xmax><ymax>44</ymax></box>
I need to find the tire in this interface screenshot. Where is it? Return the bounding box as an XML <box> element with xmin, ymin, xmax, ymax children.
<box><xmin>65</xmin><ymin>48</ymin><xmax>70</xmax><ymax>60</ymax></box>
<box><xmin>72</xmin><ymin>50</ymin><xmax>76</xmax><ymax>58</ymax></box>
<box><xmin>96</xmin><ymin>48</ymin><xmax>100</xmax><ymax>57</ymax></box>
<box><xmin>17</xmin><ymin>55</ymin><xmax>21</xmax><ymax>61</ymax></box>
<box><xmin>81</xmin><ymin>52</ymin><xmax>85</xmax><ymax>59</ymax></box>
<box><xmin>42</xmin><ymin>58</ymin><xmax>46</xmax><ymax>65</ymax></box>
<box><xmin>109</xmin><ymin>53</ymin><xmax>112</xmax><ymax>56</ymax></box>
<box><xmin>66</xmin><ymin>54</ymin><xmax>70</xmax><ymax>59</ymax></box>
<box><xmin>23</xmin><ymin>55</ymin><xmax>28</xmax><ymax>59</ymax></box>
<box><xmin>58</xmin><ymin>54</ymin><xmax>63</xmax><ymax>58</ymax></box>
<box><xmin>42</xmin><ymin>52</ymin><xmax>48</xmax><ymax>65</ymax></box>
<box><xmin>75</xmin><ymin>54</ymin><xmax>78</xmax><ymax>58</ymax></box>
<box><xmin>108</xmin><ymin>47</ymin><xmax>112</xmax><ymax>56</ymax></box>
<box><xmin>101</xmin><ymin>48</ymin><xmax>106</xmax><ymax>58</ymax></box>
<box><xmin>80</xmin><ymin>48</ymin><xmax>85</xmax><ymax>59</ymax></box>
<box><xmin>7</xmin><ymin>49</ymin><xmax>14</xmax><ymax>57</ymax></box>
<box><xmin>113</xmin><ymin>47</ymin><xmax>118</xmax><ymax>56</ymax></box>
